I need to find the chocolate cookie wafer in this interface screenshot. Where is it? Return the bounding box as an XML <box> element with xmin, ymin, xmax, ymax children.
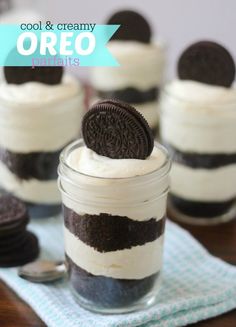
<box><xmin>82</xmin><ymin>99</ymin><xmax>154</xmax><ymax>159</ymax></box>
<box><xmin>178</xmin><ymin>41</ymin><xmax>235</xmax><ymax>87</ymax></box>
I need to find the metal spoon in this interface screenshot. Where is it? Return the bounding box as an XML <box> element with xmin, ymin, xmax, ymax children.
<box><xmin>18</xmin><ymin>260</ymin><xmax>67</xmax><ymax>283</ymax></box>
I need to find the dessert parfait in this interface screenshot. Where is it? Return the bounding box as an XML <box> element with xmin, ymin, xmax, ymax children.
<box><xmin>0</xmin><ymin>65</ymin><xmax>84</xmax><ymax>218</ymax></box>
<box><xmin>58</xmin><ymin>99</ymin><xmax>171</xmax><ymax>313</ymax></box>
<box><xmin>91</xmin><ymin>10</ymin><xmax>165</xmax><ymax>136</ymax></box>
<box><xmin>161</xmin><ymin>41</ymin><xmax>236</xmax><ymax>224</ymax></box>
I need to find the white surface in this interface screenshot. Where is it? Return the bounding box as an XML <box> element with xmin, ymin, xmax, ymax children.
<box><xmin>64</xmin><ymin>226</ymin><xmax>164</xmax><ymax>279</ymax></box>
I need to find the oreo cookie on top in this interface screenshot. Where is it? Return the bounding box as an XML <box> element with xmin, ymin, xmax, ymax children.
<box><xmin>82</xmin><ymin>99</ymin><xmax>154</xmax><ymax>160</ymax></box>
<box><xmin>4</xmin><ymin>47</ymin><xmax>63</xmax><ymax>85</ymax></box>
<box><xmin>107</xmin><ymin>10</ymin><xmax>152</xmax><ymax>43</ymax></box>
<box><xmin>4</xmin><ymin>66</ymin><xmax>63</xmax><ymax>85</ymax></box>
<box><xmin>178</xmin><ymin>41</ymin><xmax>235</xmax><ymax>87</ymax></box>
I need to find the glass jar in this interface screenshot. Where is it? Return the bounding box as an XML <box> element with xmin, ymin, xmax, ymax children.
<box><xmin>0</xmin><ymin>86</ymin><xmax>84</xmax><ymax>218</ymax></box>
<box><xmin>160</xmin><ymin>88</ymin><xmax>236</xmax><ymax>225</ymax></box>
<box><xmin>58</xmin><ymin>139</ymin><xmax>171</xmax><ymax>313</ymax></box>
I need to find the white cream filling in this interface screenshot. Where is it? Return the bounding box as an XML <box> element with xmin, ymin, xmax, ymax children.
<box><xmin>67</xmin><ymin>146</ymin><xmax>166</xmax><ymax>178</ymax></box>
<box><xmin>64</xmin><ymin>227</ymin><xmax>164</xmax><ymax>279</ymax></box>
<box><xmin>0</xmin><ymin>161</ymin><xmax>60</xmax><ymax>204</ymax></box>
<box><xmin>170</xmin><ymin>162</ymin><xmax>236</xmax><ymax>202</ymax></box>
<box><xmin>91</xmin><ymin>40</ymin><xmax>165</xmax><ymax>90</ymax></box>
<box><xmin>0</xmin><ymin>74</ymin><xmax>84</xmax><ymax>152</ymax></box>
<box><xmin>161</xmin><ymin>80</ymin><xmax>236</xmax><ymax>153</ymax></box>
<box><xmin>60</xmin><ymin>145</ymin><xmax>169</xmax><ymax>221</ymax></box>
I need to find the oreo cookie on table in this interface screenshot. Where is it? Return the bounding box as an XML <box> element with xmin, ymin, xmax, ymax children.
<box><xmin>0</xmin><ymin>231</ymin><xmax>39</xmax><ymax>268</ymax></box>
<box><xmin>107</xmin><ymin>10</ymin><xmax>152</xmax><ymax>43</ymax></box>
<box><xmin>82</xmin><ymin>99</ymin><xmax>154</xmax><ymax>160</ymax></box>
<box><xmin>178</xmin><ymin>41</ymin><xmax>235</xmax><ymax>87</ymax></box>
<box><xmin>0</xmin><ymin>195</ymin><xmax>40</xmax><ymax>267</ymax></box>
<box><xmin>0</xmin><ymin>195</ymin><xmax>29</xmax><ymax>229</ymax></box>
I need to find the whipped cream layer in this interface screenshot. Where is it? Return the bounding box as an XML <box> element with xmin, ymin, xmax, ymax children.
<box><xmin>64</xmin><ymin>227</ymin><xmax>164</xmax><ymax>279</ymax></box>
<box><xmin>171</xmin><ymin>162</ymin><xmax>236</xmax><ymax>202</ymax></box>
<box><xmin>59</xmin><ymin>144</ymin><xmax>170</xmax><ymax>221</ymax></box>
<box><xmin>0</xmin><ymin>74</ymin><xmax>84</xmax><ymax>152</ymax></box>
<box><xmin>161</xmin><ymin>80</ymin><xmax>236</xmax><ymax>153</ymax></box>
<box><xmin>0</xmin><ymin>160</ymin><xmax>60</xmax><ymax>204</ymax></box>
<box><xmin>67</xmin><ymin>145</ymin><xmax>166</xmax><ymax>178</ymax></box>
<box><xmin>91</xmin><ymin>41</ymin><xmax>165</xmax><ymax>91</ymax></box>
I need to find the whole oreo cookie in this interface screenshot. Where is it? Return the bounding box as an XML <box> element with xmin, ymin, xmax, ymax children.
<box><xmin>0</xmin><ymin>195</ymin><xmax>29</xmax><ymax>227</ymax></box>
<box><xmin>82</xmin><ymin>99</ymin><xmax>154</xmax><ymax>160</ymax></box>
<box><xmin>178</xmin><ymin>41</ymin><xmax>235</xmax><ymax>87</ymax></box>
<box><xmin>107</xmin><ymin>10</ymin><xmax>151</xmax><ymax>43</ymax></box>
<box><xmin>4</xmin><ymin>66</ymin><xmax>63</xmax><ymax>85</ymax></box>
<box><xmin>0</xmin><ymin>231</ymin><xmax>39</xmax><ymax>267</ymax></box>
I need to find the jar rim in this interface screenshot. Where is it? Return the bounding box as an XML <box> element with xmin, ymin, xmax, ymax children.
<box><xmin>59</xmin><ymin>139</ymin><xmax>171</xmax><ymax>182</ymax></box>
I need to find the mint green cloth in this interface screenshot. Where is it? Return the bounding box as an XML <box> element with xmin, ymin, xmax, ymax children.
<box><xmin>0</xmin><ymin>217</ymin><xmax>236</xmax><ymax>327</ymax></box>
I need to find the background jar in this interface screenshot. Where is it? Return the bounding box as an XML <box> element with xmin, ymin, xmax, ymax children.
<box><xmin>0</xmin><ymin>86</ymin><xmax>84</xmax><ymax>218</ymax></box>
<box><xmin>160</xmin><ymin>88</ymin><xmax>236</xmax><ymax>225</ymax></box>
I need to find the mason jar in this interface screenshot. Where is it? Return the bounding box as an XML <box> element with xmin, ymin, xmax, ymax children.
<box><xmin>160</xmin><ymin>86</ymin><xmax>236</xmax><ymax>225</ymax></box>
<box><xmin>58</xmin><ymin>139</ymin><xmax>171</xmax><ymax>313</ymax></box>
<box><xmin>0</xmin><ymin>75</ymin><xmax>84</xmax><ymax>218</ymax></box>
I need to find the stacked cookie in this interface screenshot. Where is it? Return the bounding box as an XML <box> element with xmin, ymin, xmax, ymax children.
<box><xmin>0</xmin><ymin>195</ymin><xmax>39</xmax><ymax>267</ymax></box>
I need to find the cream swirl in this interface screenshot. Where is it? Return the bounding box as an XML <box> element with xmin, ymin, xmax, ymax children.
<box><xmin>59</xmin><ymin>143</ymin><xmax>170</xmax><ymax>221</ymax></box>
<box><xmin>161</xmin><ymin>79</ymin><xmax>236</xmax><ymax>153</ymax></box>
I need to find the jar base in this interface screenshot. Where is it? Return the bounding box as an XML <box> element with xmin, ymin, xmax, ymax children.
<box><xmin>168</xmin><ymin>198</ymin><xmax>236</xmax><ymax>226</ymax></box>
<box><xmin>70</xmin><ymin>277</ymin><xmax>161</xmax><ymax>314</ymax></box>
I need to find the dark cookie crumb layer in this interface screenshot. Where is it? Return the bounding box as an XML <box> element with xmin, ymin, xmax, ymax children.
<box><xmin>66</xmin><ymin>255</ymin><xmax>159</xmax><ymax>308</ymax></box>
<box><xmin>64</xmin><ymin>205</ymin><xmax>165</xmax><ymax>252</ymax></box>
<box><xmin>0</xmin><ymin>146</ymin><xmax>63</xmax><ymax>181</ymax></box>
<box><xmin>97</xmin><ymin>87</ymin><xmax>159</xmax><ymax>104</ymax></box>
<box><xmin>170</xmin><ymin>194</ymin><xmax>235</xmax><ymax>218</ymax></box>
<box><xmin>165</xmin><ymin>142</ymin><xmax>236</xmax><ymax>169</ymax></box>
